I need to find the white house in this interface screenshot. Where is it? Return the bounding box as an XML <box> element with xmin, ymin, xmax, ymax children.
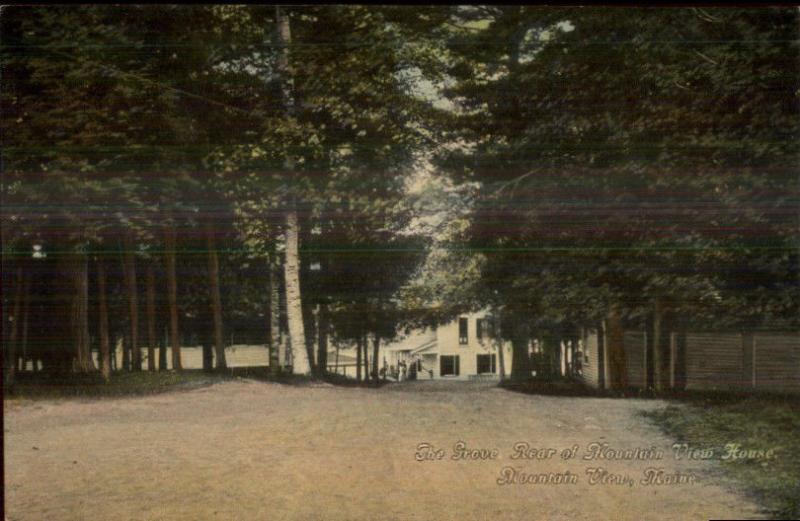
<box><xmin>385</xmin><ymin>311</ymin><xmax>514</xmax><ymax>380</ymax></box>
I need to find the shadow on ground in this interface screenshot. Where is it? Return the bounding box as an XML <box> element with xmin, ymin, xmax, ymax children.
<box><xmin>502</xmin><ymin>377</ymin><xmax>800</xmax><ymax>405</ymax></box>
<box><xmin>7</xmin><ymin>368</ymin><xmax>798</xmax><ymax>405</ymax></box>
<box><xmin>4</xmin><ymin>366</ymin><xmax>393</xmax><ymax>400</ymax></box>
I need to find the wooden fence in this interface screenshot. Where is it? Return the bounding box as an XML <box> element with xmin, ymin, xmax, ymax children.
<box><xmin>580</xmin><ymin>329</ymin><xmax>800</xmax><ymax>393</ymax></box>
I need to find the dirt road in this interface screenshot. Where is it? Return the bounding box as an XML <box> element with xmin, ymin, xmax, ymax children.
<box><xmin>4</xmin><ymin>379</ymin><xmax>763</xmax><ymax>520</ymax></box>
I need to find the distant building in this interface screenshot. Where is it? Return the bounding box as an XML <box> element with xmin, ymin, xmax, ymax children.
<box><xmin>385</xmin><ymin>311</ymin><xmax>514</xmax><ymax>380</ymax></box>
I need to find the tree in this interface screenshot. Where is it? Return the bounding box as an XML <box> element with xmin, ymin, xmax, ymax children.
<box><xmin>121</xmin><ymin>233</ymin><xmax>141</xmax><ymax>371</ymax></box>
<box><xmin>164</xmin><ymin>218</ymin><xmax>181</xmax><ymax>370</ymax></box>
<box><xmin>2</xmin><ymin>6</ymin><xmax>208</xmax><ymax>374</ymax></box>
<box><xmin>3</xmin><ymin>266</ymin><xmax>25</xmax><ymax>390</ymax></box>
<box><xmin>96</xmin><ymin>256</ymin><xmax>112</xmax><ymax>378</ymax></box>
<box><xmin>205</xmin><ymin>6</ymin><xmax>447</xmax><ymax>378</ymax></box>
<box><xmin>436</xmin><ymin>7</ymin><xmax>800</xmax><ymax>387</ymax></box>
<box><xmin>205</xmin><ymin>219</ymin><xmax>228</xmax><ymax>370</ymax></box>
<box><xmin>145</xmin><ymin>262</ymin><xmax>158</xmax><ymax>372</ymax></box>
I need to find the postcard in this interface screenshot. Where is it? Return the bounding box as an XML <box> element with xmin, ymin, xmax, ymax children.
<box><xmin>3</xmin><ymin>6</ymin><xmax>798</xmax><ymax>521</ymax></box>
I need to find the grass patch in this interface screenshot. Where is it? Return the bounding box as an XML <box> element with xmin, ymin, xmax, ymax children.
<box><xmin>643</xmin><ymin>396</ymin><xmax>800</xmax><ymax>520</ymax></box>
<box><xmin>4</xmin><ymin>367</ymin><xmax>386</xmax><ymax>400</ymax></box>
<box><xmin>231</xmin><ymin>367</ymin><xmax>390</xmax><ymax>387</ymax></box>
<box><xmin>5</xmin><ymin>370</ymin><xmax>231</xmax><ymax>400</ymax></box>
<box><xmin>501</xmin><ymin>378</ymin><xmax>602</xmax><ymax>397</ymax></box>
<box><xmin>499</xmin><ymin>377</ymin><xmax>646</xmax><ymax>398</ymax></box>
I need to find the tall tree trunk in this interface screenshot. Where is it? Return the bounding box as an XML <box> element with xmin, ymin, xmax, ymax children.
<box><xmin>356</xmin><ymin>335</ymin><xmax>362</xmax><ymax>382</ymax></box>
<box><xmin>283</xmin><ymin>211</ymin><xmax>310</xmax><ymax>374</ymax></box>
<box><xmin>122</xmin><ymin>332</ymin><xmax>131</xmax><ymax>372</ymax></box>
<box><xmin>158</xmin><ymin>326</ymin><xmax>167</xmax><ymax>371</ymax></box>
<box><xmin>113</xmin><ymin>336</ymin><xmax>119</xmax><ymax>371</ymax></box>
<box><xmin>122</xmin><ymin>234</ymin><xmax>141</xmax><ymax>371</ymax></box>
<box><xmin>205</xmin><ymin>220</ymin><xmax>227</xmax><ymax>370</ymax></box>
<box><xmin>269</xmin><ymin>257</ymin><xmax>281</xmax><ymax>374</ymax></box>
<box><xmin>362</xmin><ymin>333</ymin><xmax>369</xmax><ymax>381</ymax></box>
<box><xmin>72</xmin><ymin>252</ymin><xmax>94</xmax><ymax>372</ymax></box>
<box><xmin>570</xmin><ymin>337</ymin><xmax>578</xmax><ymax>377</ymax></box>
<box><xmin>275</xmin><ymin>6</ymin><xmax>310</xmax><ymax>376</ymax></box>
<box><xmin>495</xmin><ymin>311</ymin><xmax>506</xmax><ymax>381</ymax></box>
<box><xmin>304</xmin><ymin>300</ymin><xmax>317</xmax><ymax>374</ymax></box>
<box><xmin>97</xmin><ymin>258</ymin><xmax>111</xmax><ymax>380</ymax></box>
<box><xmin>164</xmin><ymin>223</ymin><xmax>181</xmax><ymax>370</ymax></box>
<box><xmin>674</xmin><ymin>323</ymin><xmax>687</xmax><ymax>391</ymax></box>
<box><xmin>278</xmin><ymin>271</ymin><xmax>289</xmax><ymax>369</ymax></box>
<box><xmin>597</xmin><ymin>321</ymin><xmax>607</xmax><ymax>389</ymax></box>
<box><xmin>202</xmin><ymin>306</ymin><xmax>214</xmax><ymax>373</ymax></box>
<box><xmin>4</xmin><ymin>266</ymin><xmax>24</xmax><ymax>390</ymax></box>
<box><xmin>317</xmin><ymin>304</ymin><xmax>328</xmax><ymax>376</ymax></box>
<box><xmin>510</xmin><ymin>322</ymin><xmax>532</xmax><ymax>382</ymax></box>
<box><xmin>121</xmin><ymin>326</ymin><xmax>130</xmax><ymax>370</ymax></box>
<box><xmin>20</xmin><ymin>274</ymin><xmax>31</xmax><ymax>372</ymax></box>
<box><xmin>372</xmin><ymin>334</ymin><xmax>380</xmax><ymax>384</ymax></box>
<box><xmin>146</xmin><ymin>264</ymin><xmax>157</xmax><ymax>372</ymax></box>
<box><xmin>606</xmin><ymin>307</ymin><xmax>627</xmax><ymax>390</ymax></box>
<box><xmin>652</xmin><ymin>297</ymin><xmax>664</xmax><ymax>391</ymax></box>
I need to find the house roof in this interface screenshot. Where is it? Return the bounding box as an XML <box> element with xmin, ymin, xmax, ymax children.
<box><xmin>411</xmin><ymin>338</ymin><xmax>437</xmax><ymax>355</ymax></box>
<box><xmin>385</xmin><ymin>330</ymin><xmax>437</xmax><ymax>353</ymax></box>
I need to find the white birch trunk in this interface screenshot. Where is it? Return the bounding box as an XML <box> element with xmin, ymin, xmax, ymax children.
<box><xmin>284</xmin><ymin>210</ymin><xmax>310</xmax><ymax>374</ymax></box>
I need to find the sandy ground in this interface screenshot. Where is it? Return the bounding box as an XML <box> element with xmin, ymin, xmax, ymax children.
<box><xmin>4</xmin><ymin>379</ymin><xmax>764</xmax><ymax>521</ymax></box>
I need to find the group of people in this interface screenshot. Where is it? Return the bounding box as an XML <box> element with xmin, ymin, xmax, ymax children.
<box><xmin>390</xmin><ymin>359</ymin><xmax>418</xmax><ymax>381</ymax></box>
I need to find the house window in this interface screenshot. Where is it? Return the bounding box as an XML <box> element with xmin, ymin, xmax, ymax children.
<box><xmin>476</xmin><ymin>318</ymin><xmax>484</xmax><ymax>341</ymax></box>
<box><xmin>440</xmin><ymin>355</ymin><xmax>460</xmax><ymax>376</ymax></box>
<box><xmin>458</xmin><ymin>317</ymin><xmax>468</xmax><ymax>345</ymax></box>
<box><xmin>476</xmin><ymin>354</ymin><xmax>496</xmax><ymax>374</ymax></box>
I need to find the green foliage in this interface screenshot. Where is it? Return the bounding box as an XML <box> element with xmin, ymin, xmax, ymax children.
<box><xmin>7</xmin><ymin>370</ymin><xmax>228</xmax><ymax>399</ymax></box>
<box><xmin>2</xmin><ymin>6</ymin><xmax>437</xmax><ymax>354</ymax></box>
<box><xmin>4</xmin><ymin>6</ymin><xmax>796</xmax><ymax>363</ymax></box>
<box><xmin>437</xmin><ymin>7</ymin><xmax>799</xmax><ymax>331</ymax></box>
<box><xmin>645</xmin><ymin>398</ymin><xmax>800</xmax><ymax>519</ymax></box>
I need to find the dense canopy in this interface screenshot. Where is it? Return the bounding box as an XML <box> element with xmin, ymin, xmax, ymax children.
<box><xmin>2</xmin><ymin>6</ymin><xmax>797</xmax><ymax>388</ymax></box>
